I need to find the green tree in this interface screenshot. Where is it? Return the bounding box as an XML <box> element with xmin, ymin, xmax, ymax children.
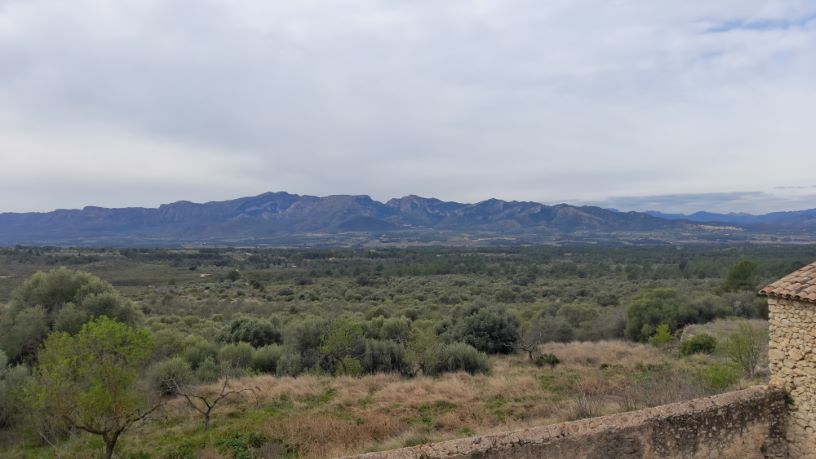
<box><xmin>456</xmin><ymin>307</ymin><xmax>520</xmax><ymax>354</ymax></box>
<box><xmin>320</xmin><ymin>319</ymin><xmax>365</xmax><ymax>375</ymax></box>
<box><xmin>0</xmin><ymin>269</ymin><xmax>137</xmax><ymax>363</ymax></box>
<box><xmin>29</xmin><ymin>317</ymin><xmax>159</xmax><ymax>459</ymax></box>
<box><xmin>721</xmin><ymin>260</ymin><xmax>759</xmax><ymax>292</ymax></box>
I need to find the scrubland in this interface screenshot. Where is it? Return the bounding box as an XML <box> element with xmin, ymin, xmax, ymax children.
<box><xmin>0</xmin><ymin>245</ymin><xmax>801</xmax><ymax>457</ymax></box>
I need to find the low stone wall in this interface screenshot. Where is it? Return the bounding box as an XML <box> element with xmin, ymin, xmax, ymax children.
<box><xmin>346</xmin><ymin>386</ymin><xmax>788</xmax><ymax>459</ymax></box>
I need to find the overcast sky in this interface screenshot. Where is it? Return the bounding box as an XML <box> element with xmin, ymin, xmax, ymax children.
<box><xmin>1</xmin><ymin>0</ymin><xmax>815</xmax><ymax>214</ymax></box>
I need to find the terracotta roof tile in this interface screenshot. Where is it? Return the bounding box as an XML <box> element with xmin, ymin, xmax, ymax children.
<box><xmin>760</xmin><ymin>260</ymin><xmax>816</xmax><ymax>304</ymax></box>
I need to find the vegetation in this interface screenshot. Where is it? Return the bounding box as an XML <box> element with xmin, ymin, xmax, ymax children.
<box><xmin>0</xmin><ymin>244</ymin><xmax>804</xmax><ymax>457</ymax></box>
<box><xmin>680</xmin><ymin>334</ymin><xmax>718</xmax><ymax>355</ymax></box>
<box><xmin>29</xmin><ymin>317</ymin><xmax>159</xmax><ymax>459</ymax></box>
<box><xmin>726</xmin><ymin>321</ymin><xmax>767</xmax><ymax>379</ymax></box>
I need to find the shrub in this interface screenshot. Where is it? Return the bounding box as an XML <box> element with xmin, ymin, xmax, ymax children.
<box><xmin>276</xmin><ymin>350</ymin><xmax>303</xmax><ymax>377</ymax></box>
<box><xmin>251</xmin><ymin>344</ymin><xmax>283</xmax><ymax>374</ymax></box>
<box><xmin>726</xmin><ymin>321</ymin><xmax>767</xmax><ymax>379</ymax></box>
<box><xmin>457</xmin><ymin>307</ymin><xmax>520</xmax><ymax>354</ymax></box>
<box><xmin>148</xmin><ymin>357</ymin><xmax>194</xmax><ymax>396</ymax></box>
<box><xmin>285</xmin><ymin>317</ymin><xmax>328</xmax><ymax>369</ymax></box>
<box><xmin>625</xmin><ymin>289</ymin><xmax>728</xmax><ymax>342</ymax></box>
<box><xmin>218</xmin><ymin>343</ymin><xmax>255</xmax><ymax>369</ymax></box>
<box><xmin>534</xmin><ymin>353</ymin><xmax>560</xmax><ymax>368</ymax></box>
<box><xmin>649</xmin><ymin>324</ymin><xmax>674</xmax><ymax>347</ymax></box>
<box><xmin>378</xmin><ymin>317</ymin><xmax>412</xmax><ymax>344</ymax></box>
<box><xmin>699</xmin><ymin>364</ymin><xmax>741</xmax><ymax>392</ymax></box>
<box><xmin>422</xmin><ymin>342</ymin><xmax>489</xmax><ymax>376</ymax></box>
<box><xmin>680</xmin><ymin>334</ymin><xmax>717</xmax><ymax>355</ymax></box>
<box><xmin>195</xmin><ymin>357</ymin><xmax>222</xmax><ymax>383</ymax></box>
<box><xmin>0</xmin><ymin>268</ymin><xmax>137</xmax><ymax>364</ymax></box>
<box><xmin>337</xmin><ymin>356</ymin><xmax>363</xmax><ymax>376</ymax></box>
<box><xmin>222</xmin><ymin>317</ymin><xmax>281</xmax><ymax>348</ymax></box>
<box><xmin>362</xmin><ymin>339</ymin><xmax>409</xmax><ymax>374</ymax></box>
<box><xmin>151</xmin><ymin>329</ymin><xmax>185</xmax><ymax>361</ymax></box>
<box><xmin>0</xmin><ymin>351</ymin><xmax>29</xmax><ymax>429</ymax></box>
<box><xmin>181</xmin><ymin>337</ymin><xmax>219</xmax><ymax>369</ymax></box>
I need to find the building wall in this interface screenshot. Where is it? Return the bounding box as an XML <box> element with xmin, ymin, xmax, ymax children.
<box><xmin>769</xmin><ymin>297</ymin><xmax>816</xmax><ymax>457</ymax></box>
<box><xmin>346</xmin><ymin>386</ymin><xmax>788</xmax><ymax>459</ymax></box>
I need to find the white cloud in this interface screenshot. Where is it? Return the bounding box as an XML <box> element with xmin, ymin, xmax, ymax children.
<box><xmin>0</xmin><ymin>0</ymin><xmax>815</xmax><ymax>211</ymax></box>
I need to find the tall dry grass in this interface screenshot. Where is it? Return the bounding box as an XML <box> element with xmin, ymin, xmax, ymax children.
<box><xmin>142</xmin><ymin>340</ymin><xmax>710</xmax><ymax>458</ymax></box>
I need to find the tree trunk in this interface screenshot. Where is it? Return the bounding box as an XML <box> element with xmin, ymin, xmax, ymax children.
<box><xmin>204</xmin><ymin>413</ymin><xmax>211</xmax><ymax>431</ymax></box>
<box><xmin>104</xmin><ymin>431</ymin><xmax>120</xmax><ymax>459</ymax></box>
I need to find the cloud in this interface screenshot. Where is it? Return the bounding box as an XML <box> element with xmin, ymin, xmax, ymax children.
<box><xmin>1</xmin><ymin>1</ymin><xmax>816</xmax><ymax>212</ymax></box>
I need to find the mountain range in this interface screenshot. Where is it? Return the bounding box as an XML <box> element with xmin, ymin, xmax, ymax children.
<box><xmin>0</xmin><ymin>192</ymin><xmax>814</xmax><ymax>246</ymax></box>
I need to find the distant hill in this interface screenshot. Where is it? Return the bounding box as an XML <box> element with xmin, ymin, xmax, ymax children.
<box><xmin>3</xmin><ymin>191</ymin><xmax>816</xmax><ymax>246</ymax></box>
<box><xmin>0</xmin><ymin>191</ymin><xmax>700</xmax><ymax>246</ymax></box>
<box><xmin>645</xmin><ymin>209</ymin><xmax>816</xmax><ymax>230</ymax></box>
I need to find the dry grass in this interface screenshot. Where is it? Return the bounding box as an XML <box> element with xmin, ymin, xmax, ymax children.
<box><xmin>13</xmin><ymin>340</ymin><xmax>721</xmax><ymax>459</ymax></box>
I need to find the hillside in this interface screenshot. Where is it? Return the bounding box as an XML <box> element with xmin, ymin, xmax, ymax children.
<box><xmin>0</xmin><ymin>192</ymin><xmax>695</xmax><ymax>246</ymax></box>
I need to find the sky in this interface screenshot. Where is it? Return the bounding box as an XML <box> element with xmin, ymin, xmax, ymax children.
<box><xmin>0</xmin><ymin>0</ymin><xmax>815</xmax><ymax>215</ymax></box>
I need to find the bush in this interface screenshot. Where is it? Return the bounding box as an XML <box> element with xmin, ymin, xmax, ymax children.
<box><xmin>624</xmin><ymin>289</ymin><xmax>728</xmax><ymax>342</ymax></box>
<box><xmin>0</xmin><ymin>268</ymin><xmax>138</xmax><ymax>364</ymax></box>
<box><xmin>0</xmin><ymin>351</ymin><xmax>29</xmax><ymax>429</ymax></box>
<box><xmin>378</xmin><ymin>317</ymin><xmax>412</xmax><ymax>344</ymax></box>
<box><xmin>456</xmin><ymin>307</ymin><xmax>520</xmax><ymax>354</ymax></box>
<box><xmin>726</xmin><ymin>321</ymin><xmax>767</xmax><ymax>379</ymax></box>
<box><xmin>181</xmin><ymin>337</ymin><xmax>219</xmax><ymax>369</ymax></box>
<box><xmin>222</xmin><ymin>317</ymin><xmax>281</xmax><ymax>348</ymax></box>
<box><xmin>680</xmin><ymin>334</ymin><xmax>717</xmax><ymax>355</ymax></box>
<box><xmin>276</xmin><ymin>350</ymin><xmax>303</xmax><ymax>377</ymax></box>
<box><xmin>534</xmin><ymin>353</ymin><xmax>560</xmax><ymax>368</ymax></box>
<box><xmin>337</xmin><ymin>356</ymin><xmax>363</xmax><ymax>376</ymax></box>
<box><xmin>699</xmin><ymin>364</ymin><xmax>741</xmax><ymax>392</ymax></box>
<box><xmin>195</xmin><ymin>357</ymin><xmax>222</xmax><ymax>383</ymax></box>
<box><xmin>422</xmin><ymin>342</ymin><xmax>490</xmax><ymax>376</ymax></box>
<box><xmin>218</xmin><ymin>343</ymin><xmax>255</xmax><ymax>369</ymax></box>
<box><xmin>252</xmin><ymin>344</ymin><xmax>283</xmax><ymax>374</ymax></box>
<box><xmin>362</xmin><ymin>339</ymin><xmax>409</xmax><ymax>375</ymax></box>
<box><xmin>285</xmin><ymin>317</ymin><xmax>328</xmax><ymax>370</ymax></box>
<box><xmin>151</xmin><ymin>329</ymin><xmax>185</xmax><ymax>361</ymax></box>
<box><xmin>649</xmin><ymin>324</ymin><xmax>674</xmax><ymax>347</ymax></box>
<box><xmin>148</xmin><ymin>357</ymin><xmax>194</xmax><ymax>396</ymax></box>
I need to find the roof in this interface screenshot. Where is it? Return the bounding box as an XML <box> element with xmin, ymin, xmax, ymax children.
<box><xmin>760</xmin><ymin>260</ymin><xmax>816</xmax><ymax>304</ymax></box>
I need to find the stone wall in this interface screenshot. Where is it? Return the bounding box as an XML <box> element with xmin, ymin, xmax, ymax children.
<box><xmin>347</xmin><ymin>386</ymin><xmax>788</xmax><ymax>459</ymax></box>
<box><xmin>768</xmin><ymin>297</ymin><xmax>816</xmax><ymax>457</ymax></box>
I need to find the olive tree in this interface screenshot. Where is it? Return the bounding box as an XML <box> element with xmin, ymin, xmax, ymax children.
<box><xmin>29</xmin><ymin>317</ymin><xmax>159</xmax><ymax>459</ymax></box>
<box><xmin>0</xmin><ymin>268</ymin><xmax>138</xmax><ymax>364</ymax></box>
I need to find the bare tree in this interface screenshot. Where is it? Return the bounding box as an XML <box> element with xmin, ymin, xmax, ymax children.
<box><xmin>516</xmin><ymin>329</ymin><xmax>543</xmax><ymax>360</ymax></box>
<box><xmin>173</xmin><ymin>374</ymin><xmax>254</xmax><ymax>431</ymax></box>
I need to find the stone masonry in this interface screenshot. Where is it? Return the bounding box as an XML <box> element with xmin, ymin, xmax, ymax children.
<box><xmin>767</xmin><ymin>298</ymin><xmax>816</xmax><ymax>457</ymax></box>
<box><xmin>762</xmin><ymin>260</ymin><xmax>816</xmax><ymax>458</ymax></box>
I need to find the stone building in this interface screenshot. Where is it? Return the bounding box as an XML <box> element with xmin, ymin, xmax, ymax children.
<box><xmin>761</xmin><ymin>262</ymin><xmax>816</xmax><ymax>457</ymax></box>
